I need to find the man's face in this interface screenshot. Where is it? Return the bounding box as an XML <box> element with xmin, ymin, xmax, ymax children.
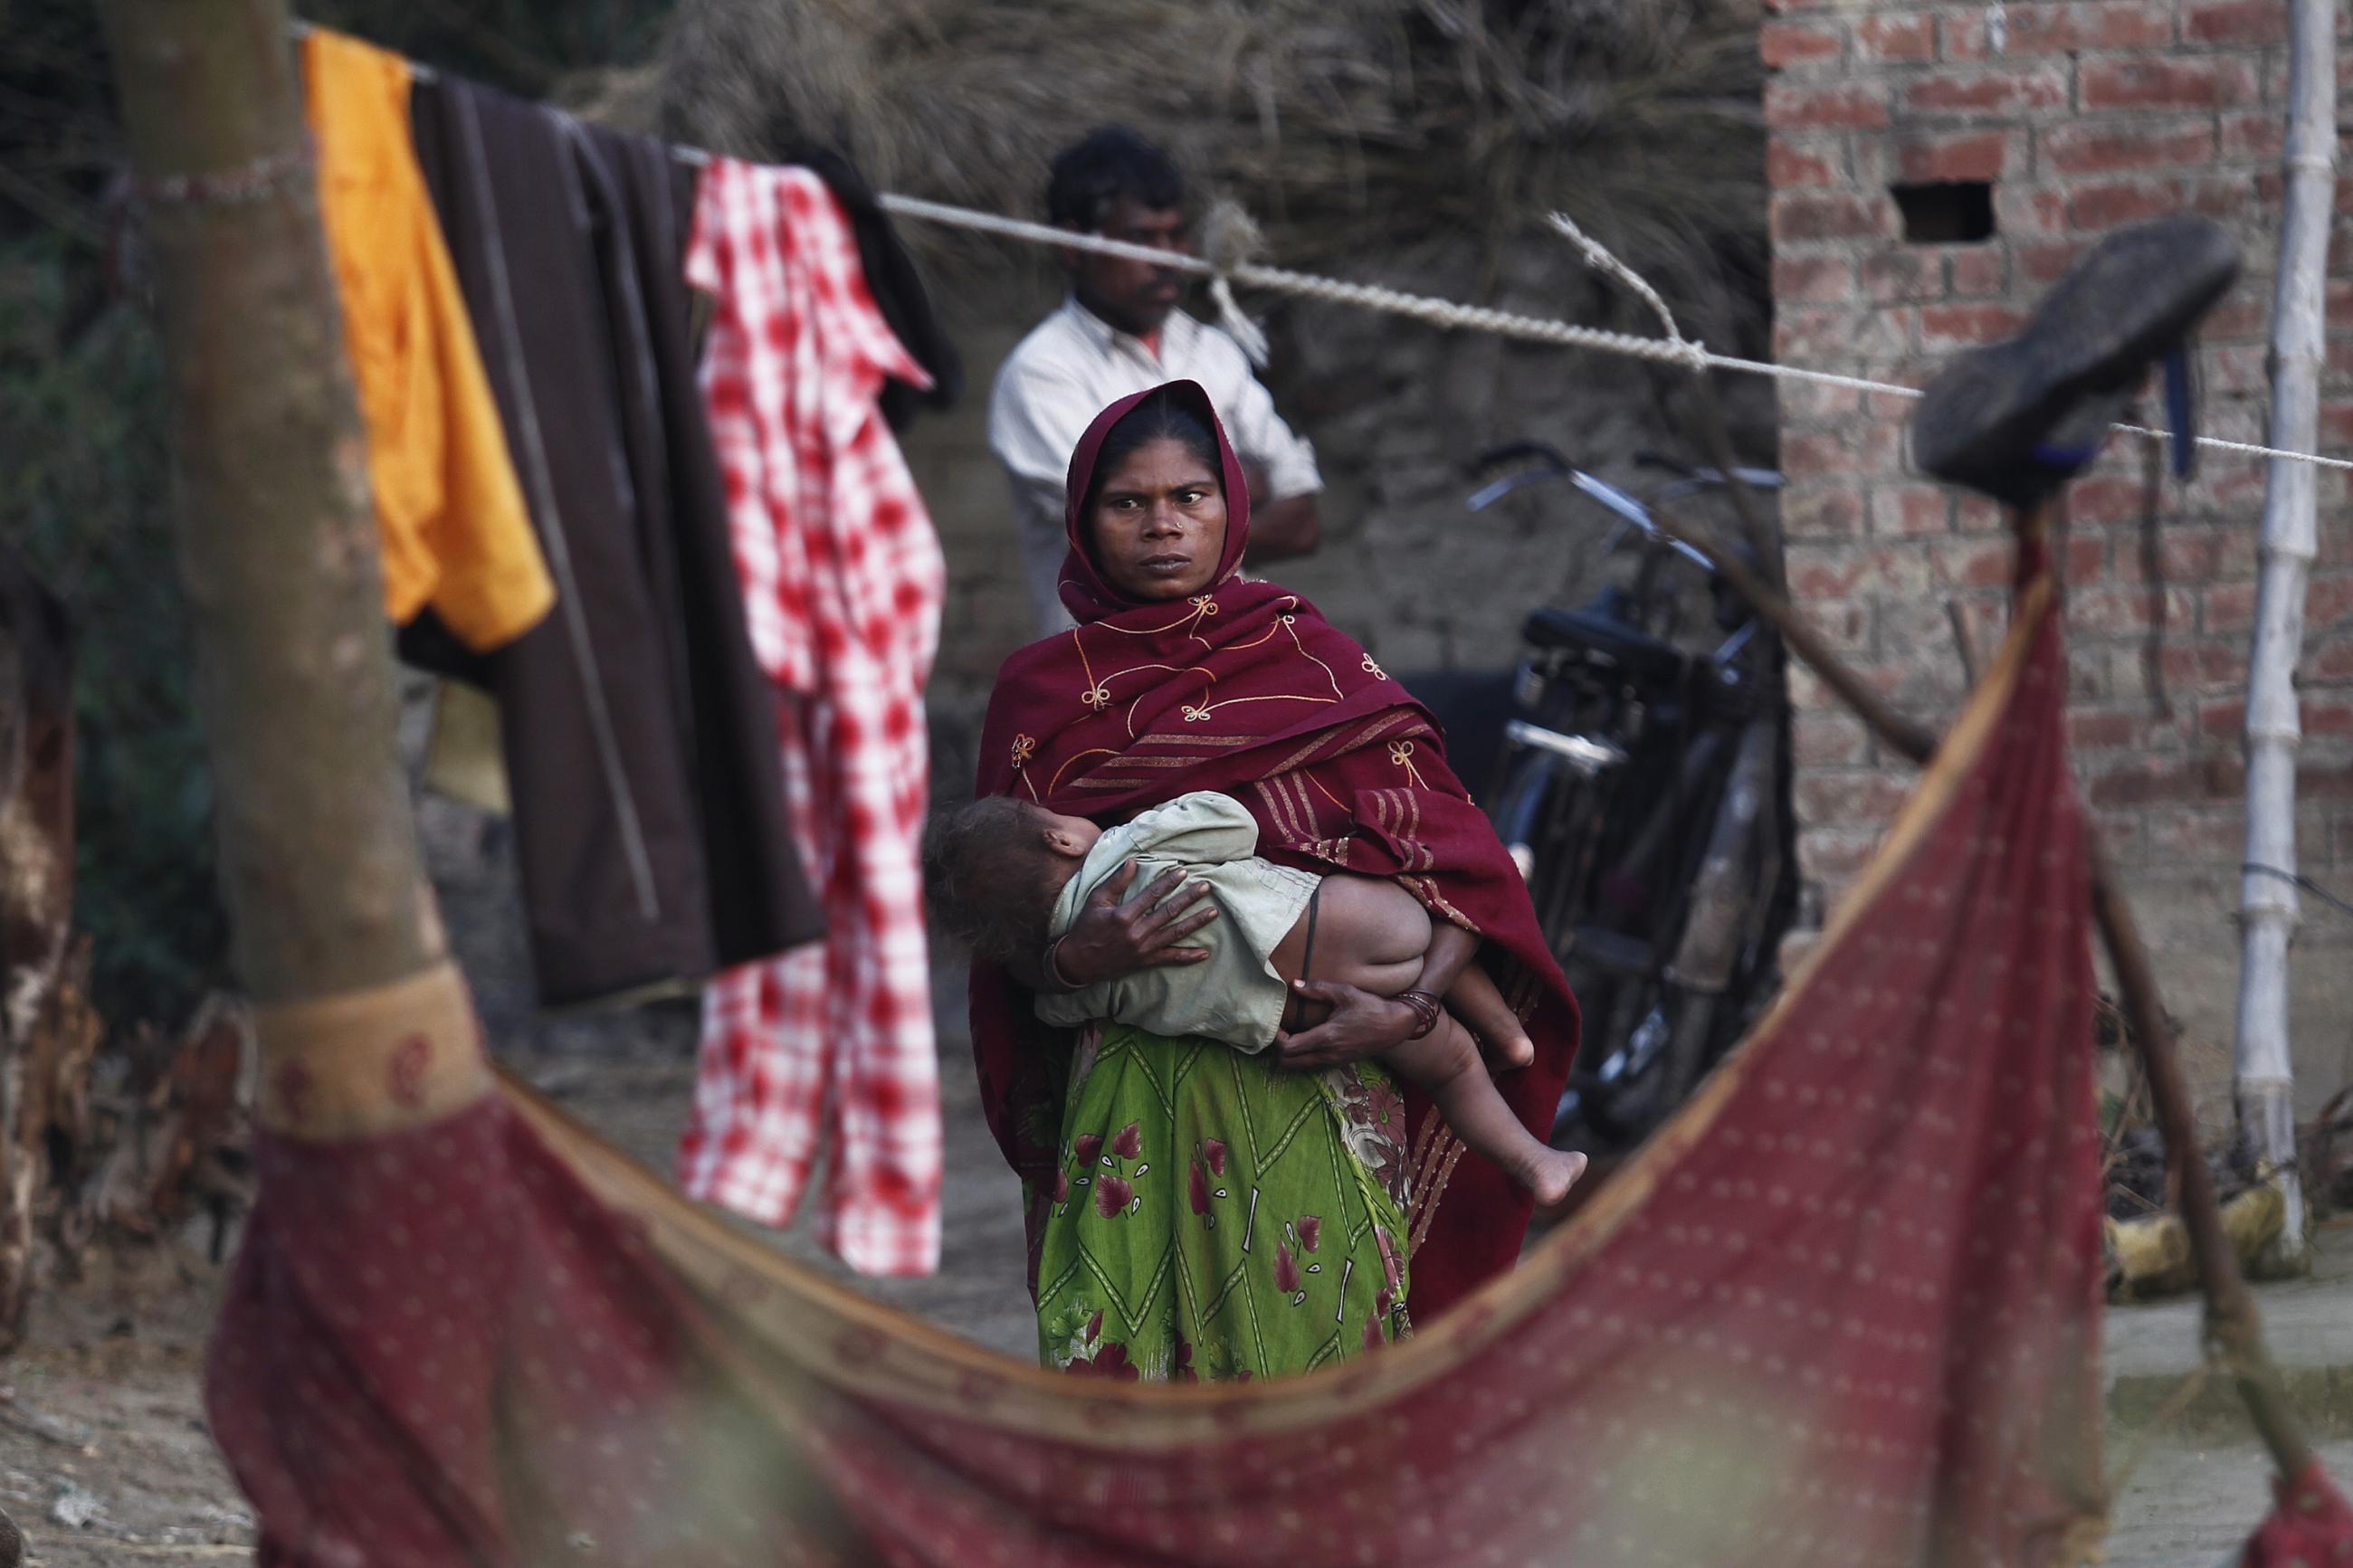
<box><xmin>1068</xmin><ymin>196</ymin><xmax>1189</xmax><ymax>337</ymax></box>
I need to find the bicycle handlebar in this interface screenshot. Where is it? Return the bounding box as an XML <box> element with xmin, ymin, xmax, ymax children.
<box><xmin>1636</xmin><ymin>450</ymin><xmax>1786</xmax><ymax>491</ymax></box>
<box><xmin>1474</xmin><ymin>444</ymin><xmax>1781</xmax><ymax>498</ymax></box>
<box><xmin>1468</xmin><ymin>448</ymin><xmax>1720</xmax><ymax>573</ymax></box>
<box><xmin>1471</xmin><ymin>441</ymin><xmax>1573</xmax><ymax>478</ymax></box>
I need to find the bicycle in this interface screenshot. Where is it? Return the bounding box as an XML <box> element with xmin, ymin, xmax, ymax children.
<box><xmin>1464</xmin><ymin>444</ymin><xmax>1798</xmax><ymax>1155</ymax></box>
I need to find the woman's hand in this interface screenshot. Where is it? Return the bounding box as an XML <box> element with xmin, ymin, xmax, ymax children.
<box><xmin>1272</xmin><ymin>981</ymin><xmax>1419</xmax><ymax>1070</ymax></box>
<box><xmin>1045</xmin><ymin>861</ymin><xmax>1217</xmax><ymax>991</ymax></box>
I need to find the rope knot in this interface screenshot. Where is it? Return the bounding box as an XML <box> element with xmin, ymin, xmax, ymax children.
<box><xmin>1547</xmin><ymin>211</ymin><xmax>1710</xmax><ymax>373</ymax></box>
<box><xmin>1200</xmin><ymin>198</ymin><xmax>1271</xmax><ymax>369</ymax></box>
<box><xmin>1010</xmin><ymin>734</ymin><xmax>1036</xmax><ymax>768</ymax></box>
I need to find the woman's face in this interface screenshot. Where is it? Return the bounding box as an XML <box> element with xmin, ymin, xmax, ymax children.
<box><xmin>1086</xmin><ymin>437</ymin><xmax>1228</xmax><ymax>603</ymax></box>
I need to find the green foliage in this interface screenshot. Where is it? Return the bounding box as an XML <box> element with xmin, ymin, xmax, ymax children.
<box><xmin>1</xmin><ymin>234</ymin><xmax>227</xmax><ymax>1030</ymax></box>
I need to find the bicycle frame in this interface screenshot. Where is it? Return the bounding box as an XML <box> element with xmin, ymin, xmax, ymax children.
<box><xmin>1466</xmin><ymin>442</ymin><xmax>1795</xmax><ymax>1151</ymax></box>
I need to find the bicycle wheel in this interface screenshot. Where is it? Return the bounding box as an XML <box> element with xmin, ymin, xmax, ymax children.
<box><xmin>1491</xmin><ymin>748</ymin><xmax>1636</xmax><ymax>1147</ymax></box>
<box><xmin>1594</xmin><ymin>717</ymin><xmax>1783</xmax><ymax>1147</ymax></box>
<box><xmin>1489</xmin><ymin>746</ymin><xmax>1558</xmax><ymax>882</ymax></box>
<box><xmin>1488</xmin><ymin>748</ymin><xmax>1588</xmax><ymax>963</ymax></box>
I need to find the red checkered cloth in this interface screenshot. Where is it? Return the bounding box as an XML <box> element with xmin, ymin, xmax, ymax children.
<box><xmin>677</xmin><ymin>157</ymin><xmax>944</xmax><ymax>1277</ymax></box>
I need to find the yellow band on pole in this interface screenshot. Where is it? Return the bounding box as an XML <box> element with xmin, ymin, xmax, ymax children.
<box><xmin>252</xmin><ymin>962</ymin><xmax>492</xmax><ymax>1139</ymax></box>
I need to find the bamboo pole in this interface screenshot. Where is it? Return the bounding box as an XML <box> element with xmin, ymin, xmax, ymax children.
<box><xmin>98</xmin><ymin>0</ymin><xmax>438</xmax><ymax>1003</ymax></box>
<box><xmin>2232</xmin><ymin>0</ymin><xmax>2336</xmax><ymax>1272</ymax></box>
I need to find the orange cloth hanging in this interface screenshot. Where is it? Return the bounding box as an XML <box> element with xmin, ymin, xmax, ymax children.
<box><xmin>302</xmin><ymin>29</ymin><xmax>552</xmax><ymax>651</ymax></box>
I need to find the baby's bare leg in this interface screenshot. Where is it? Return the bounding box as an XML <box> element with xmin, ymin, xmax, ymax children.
<box><xmin>1269</xmin><ymin>873</ymin><xmax>1430</xmax><ymax>997</ymax></box>
<box><xmin>1267</xmin><ymin>875</ymin><xmax>1535</xmax><ymax>1070</ymax></box>
<box><xmin>1445</xmin><ymin>965</ymin><xmax>1536</xmax><ymax>1069</ymax></box>
<box><xmin>1385</xmin><ymin>1014</ymin><xmax>1586</xmax><ymax>1207</ymax></box>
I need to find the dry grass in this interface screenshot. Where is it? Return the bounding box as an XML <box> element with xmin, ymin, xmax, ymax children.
<box><xmin>595</xmin><ymin>0</ymin><xmax>1766</xmax><ymax>338</ymax></box>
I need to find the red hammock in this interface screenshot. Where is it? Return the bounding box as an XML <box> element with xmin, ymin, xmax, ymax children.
<box><xmin>208</xmin><ymin>573</ymin><xmax>2227</xmax><ymax>1565</ymax></box>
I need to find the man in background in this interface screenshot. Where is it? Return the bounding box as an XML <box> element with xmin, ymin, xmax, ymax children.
<box><xmin>989</xmin><ymin>126</ymin><xmax>1323</xmax><ymax>635</ymax></box>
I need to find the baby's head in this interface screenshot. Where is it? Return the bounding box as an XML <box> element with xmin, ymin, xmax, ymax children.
<box><xmin>922</xmin><ymin>796</ymin><xmax>1102</xmax><ymax>968</ymax></box>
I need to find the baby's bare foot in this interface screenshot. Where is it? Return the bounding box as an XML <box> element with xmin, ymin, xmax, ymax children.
<box><xmin>1527</xmin><ymin>1148</ymin><xmax>1589</xmax><ymax>1209</ymax></box>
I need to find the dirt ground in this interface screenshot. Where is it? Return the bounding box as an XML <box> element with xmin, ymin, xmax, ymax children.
<box><xmin>0</xmin><ymin>1258</ymin><xmax>249</xmax><ymax>1566</ymax></box>
<box><xmin>0</xmin><ymin>963</ymin><xmax>2327</xmax><ymax>1564</ymax></box>
<box><xmin>0</xmin><ymin>955</ymin><xmax>1041</xmax><ymax>1567</ymax></box>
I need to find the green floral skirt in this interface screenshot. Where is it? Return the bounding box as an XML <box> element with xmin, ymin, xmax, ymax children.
<box><xmin>1034</xmin><ymin>1023</ymin><xmax>1414</xmax><ymax>1382</ymax></box>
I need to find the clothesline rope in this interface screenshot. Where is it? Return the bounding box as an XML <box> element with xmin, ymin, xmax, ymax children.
<box><xmin>875</xmin><ymin>192</ymin><xmax>2353</xmax><ymax>476</ymax></box>
<box><xmin>277</xmin><ymin>18</ymin><xmax>2353</xmax><ymax>477</ymax></box>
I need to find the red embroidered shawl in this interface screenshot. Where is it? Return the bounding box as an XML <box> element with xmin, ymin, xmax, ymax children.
<box><xmin>969</xmin><ymin>380</ymin><xmax>1580</xmax><ymax>1319</ymax></box>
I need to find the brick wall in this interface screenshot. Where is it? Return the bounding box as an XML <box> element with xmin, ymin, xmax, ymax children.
<box><xmin>1767</xmin><ymin>0</ymin><xmax>2353</xmax><ymax>1105</ymax></box>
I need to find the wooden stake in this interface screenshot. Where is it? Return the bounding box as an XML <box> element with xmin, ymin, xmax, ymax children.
<box><xmin>2092</xmin><ymin>840</ymin><xmax>2314</xmax><ymax>1478</ymax></box>
<box><xmin>1653</xmin><ymin>504</ymin><xmax>1939</xmax><ymax>765</ymax></box>
<box><xmin>98</xmin><ymin>0</ymin><xmax>440</xmax><ymax>1004</ymax></box>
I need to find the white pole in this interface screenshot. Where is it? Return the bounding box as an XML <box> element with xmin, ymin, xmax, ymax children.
<box><xmin>2234</xmin><ymin>0</ymin><xmax>2337</xmax><ymax>1269</ymax></box>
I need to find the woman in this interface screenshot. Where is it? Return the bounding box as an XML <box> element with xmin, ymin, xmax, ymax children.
<box><xmin>970</xmin><ymin>381</ymin><xmax>1577</xmax><ymax>1381</ymax></box>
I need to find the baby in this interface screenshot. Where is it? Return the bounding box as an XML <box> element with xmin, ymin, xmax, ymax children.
<box><xmin>927</xmin><ymin>790</ymin><xmax>1588</xmax><ymax>1205</ymax></box>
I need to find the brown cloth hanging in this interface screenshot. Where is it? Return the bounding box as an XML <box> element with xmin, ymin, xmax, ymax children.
<box><xmin>398</xmin><ymin>74</ymin><xmax>822</xmax><ymax>1007</ymax></box>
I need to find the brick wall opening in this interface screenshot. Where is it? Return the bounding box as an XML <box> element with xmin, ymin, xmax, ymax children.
<box><xmin>1891</xmin><ymin>180</ymin><xmax>1996</xmax><ymax>242</ymax></box>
